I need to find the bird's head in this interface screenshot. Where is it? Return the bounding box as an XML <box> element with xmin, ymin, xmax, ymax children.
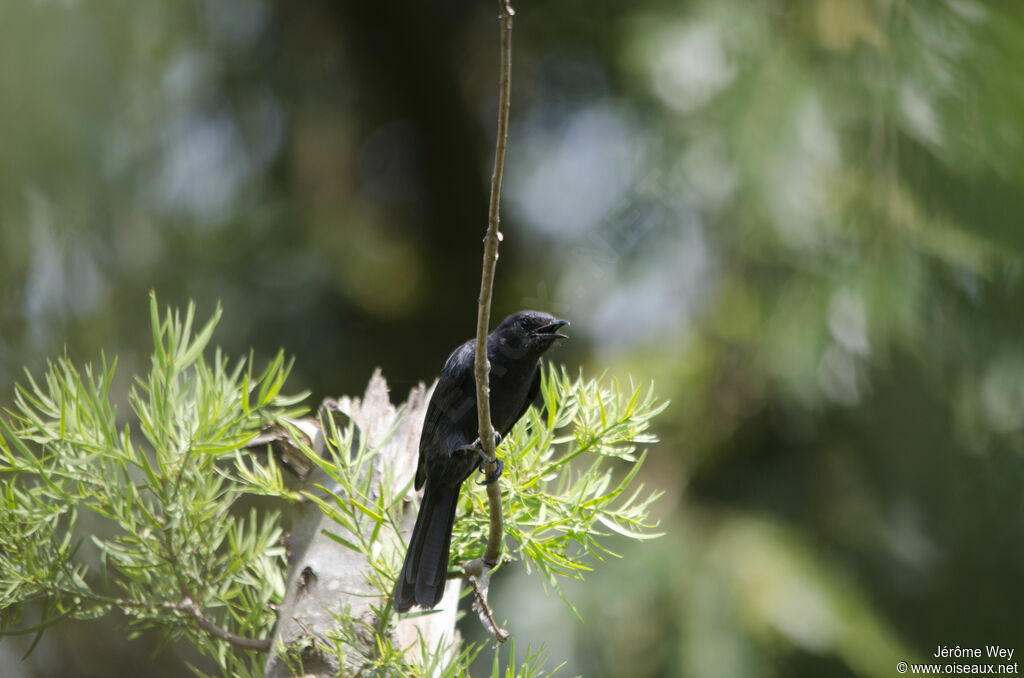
<box><xmin>493</xmin><ymin>310</ymin><xmax>570</xmax><ymax>358</ymax></box>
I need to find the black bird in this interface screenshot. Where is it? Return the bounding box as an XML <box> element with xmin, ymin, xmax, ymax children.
<box><xmin>394</xmin><ymin>310</ymin><xmax>569</xmax><ymax>612</ymax></box>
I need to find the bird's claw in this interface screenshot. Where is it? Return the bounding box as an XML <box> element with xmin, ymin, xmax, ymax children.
<box><xmin>454</xmin><ymin>432</ymin><xmax>504</xmax><ymax>484</ymax></box>
<box><xmin>456</xmin><ymin>431</ymin><xmax>503</xmax><ymax>455</ymax></box>
<box><xmin>477</xmin><ymin>457</ymin><xmax>504</xmax><ymax>485</ymax></box>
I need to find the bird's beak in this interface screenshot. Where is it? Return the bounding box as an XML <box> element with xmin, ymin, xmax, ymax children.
<box><xmin>533</xmin><ymin>319</ymin><xmax>570</xmax><ymax>340</ymax></box>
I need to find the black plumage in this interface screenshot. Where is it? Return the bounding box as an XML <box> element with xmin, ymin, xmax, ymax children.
<box><xmin>394</xmin><ymin>310</ymin><xmax>569</xmax><ymax>612</ymax></box>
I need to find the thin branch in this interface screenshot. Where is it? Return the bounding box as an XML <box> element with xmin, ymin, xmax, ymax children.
<box><xmin>178</xmin><ymin>597</ymin><xmax>272</xmax><ymax>652</ymax></box>
<box><xmin>463</xmin><ymin>0</ymin><xmax>516</xmax><ymax>644</ymax></box>
<box><xmin>33</xmin><ymin>581</ymin><xmax>273</xmax><ymax>653</ymax></box>
<box><xmin>469</xmin><ymin>576</ymin><xmax>510</xmax><ymax>644</ymax></box>
<box><xmin>474</xmin><ymin>0</ymin><xmax>516</xmax><ymax>576</ymax></box>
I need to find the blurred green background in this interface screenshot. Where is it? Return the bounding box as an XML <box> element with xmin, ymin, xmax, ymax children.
<box><xmin>2</xmin><ymin>0</ymin><xmax>1024</xmax><ymax>676</ymax></box>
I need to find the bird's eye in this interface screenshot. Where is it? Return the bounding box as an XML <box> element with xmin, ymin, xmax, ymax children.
<box><xmin>518</xmin><ymin>319</ymin><xmax>530</xmax><ymax>331</ymax></box>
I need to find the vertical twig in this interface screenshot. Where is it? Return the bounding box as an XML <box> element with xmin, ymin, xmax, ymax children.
<box><xmin>464</xmin><ymin>0</ymin><xmax>515</xmax><ymax>643</ymax></box>
<box><xmin>474</xmin><ymin>0</ymin><xmax>515</xmax><ymax>572</ymax></box>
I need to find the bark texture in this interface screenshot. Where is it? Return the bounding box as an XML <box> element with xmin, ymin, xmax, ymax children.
<box><xmin>264</xmin><ymin>370</ymin><xmax>459</xmax><ymax>678</ymax></box>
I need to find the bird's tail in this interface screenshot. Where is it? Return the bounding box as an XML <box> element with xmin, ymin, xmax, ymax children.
<box><xmin>394</xmin><ymin>483</ymin><xmax>460</xmax><ymax>612</ymax></box>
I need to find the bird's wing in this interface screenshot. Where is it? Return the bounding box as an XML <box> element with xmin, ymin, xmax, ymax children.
<box><xmin>503</xmin><ymin>364</ymin><xmax>542</xmax><ymax>437</ymax></box>
<box><xmin>416</xmin><ymin>340</ymin><xmax>475</xmax><ymax>489</ymax></box>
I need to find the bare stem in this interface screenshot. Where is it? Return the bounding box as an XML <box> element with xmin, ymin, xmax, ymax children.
<box><xmin>474</xmin><ymin>0</ymin><xmax>515</xmax><ymax>572</ymax></box>
<box><xmin>469</xmin><ymin>576</ymin><xmax>510</xmax><ymax>643</ymax></box>
<box><xmin>36</xmin><ymin>574</ymin><xmax>271</xmax><ymax>652</ymax></box>
<box><xmin>178</xmin><ymin>597</ymin><xmax>272</xmax><ymax>652</ymax></box>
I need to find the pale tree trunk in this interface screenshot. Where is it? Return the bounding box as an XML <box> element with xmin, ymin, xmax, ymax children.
<box><xmin>263</xmin><ymin>370</ymin><xmax>459</xmax><ymax>678</ymax></box>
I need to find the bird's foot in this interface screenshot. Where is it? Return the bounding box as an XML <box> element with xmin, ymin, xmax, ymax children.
<box><xmin>455</xmin><ymin>431</ymin><xmax>503</xmax><ymax>456</ymax></box>
<box><xmin>477</xmin><ymin>457</ymin><xmax>504</xmax><ymax>485</ymax></box>
<box><xmin>455</xmin><ymin>432</ymin><xmax>504</xmax><ymax>484</ymax></box>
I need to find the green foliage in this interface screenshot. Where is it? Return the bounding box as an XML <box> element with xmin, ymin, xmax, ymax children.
<box><xmin>0</xmin><ymin>299</ymin><xmax>666</xmax><ymax>676</ymax></box>
<box><xmin>455</xmin><ymin>366</ymin><xmax>666</xmax><ymax>613</ymax></box>
<box><xmin>277</xmin><ymin>602</ymin><xmax>490</xmax><ymax>678</ymax></box>
<box><xmin>275</xmin><ymin>606</ymin><xmax>559</xmax><ymax>678</ymax></box>
<box><xmin>0</xmin><ymin>295</ymin><xmax>305</xmax><ymax>674</ymax></box>
<box><xmin>289</xmin><ymin>363</ymin><xmax>665</xmax><ymax>673</ymax></box>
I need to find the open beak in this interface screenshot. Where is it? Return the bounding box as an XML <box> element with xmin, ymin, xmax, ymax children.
<box><xmin>533</xmin><ymin>319</ymin><xmax>570</xmax><ymax>340</ymax></box>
